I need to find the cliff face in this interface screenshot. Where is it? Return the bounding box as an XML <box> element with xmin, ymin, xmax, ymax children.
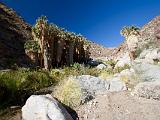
<box><xmin>0</xmin><ymin>2</ymin><xmax>32</xmax><ymax>69</ymax></box>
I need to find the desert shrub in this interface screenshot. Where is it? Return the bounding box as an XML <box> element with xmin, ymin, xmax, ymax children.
<box><xmin>20</xmin><ymin>71</ymin><xmax>55</xmax><ymax>91</ymax></box>
<box><xmin>114</xmin><ymin>64</ymin><xmax>130</xmax><ymax>73</ymax></box>
<box><xmin>98</xmin><ymin>68</ymin><xmax>114</xmax><ymax>80</ymax></box>
<box><xmin>85</xmin><ymin>67</ymin><xmax>101</xmax><ymax>77</ymax></box>
<box><xmin>71</xmin><ymin>63</ymin><xmax>82</xmax><ymax>69</ymax></box>
<box><xmin>135</xmin><ymin>47</ymin><xmax>143</xmax><ymax>57</ymax></box>
<box><xmin>62</xmin><ymin>63</ymin><xmax>85</xmax><ymax>76</ymax></box>
<box><xmin>105</xmin><ymin>59</ymin><xmax>117</xmax><ymax>69</ymax></box>
<box><xmin>120</xmin><ymin>74</ymin><xmax>140</xmax><ymax>89</ymax></box>
<box><xmin>0</xmin><ymin>69</ymin><xmax>56</xmax><ymax>108</ymax></box>
<box><xmin>60</xmin><ymin>63</ymin><xmax>100</xmax><ymax>77</ymax></box>
<box><xmin>54</xmin><ymin>77</ymin><xmax>82</xmax><ymax>108</ymax></box>
<box><xmin>50</xmin><ymin>69</ymin><xmax>65</xmax><ymax>80</ymax></box>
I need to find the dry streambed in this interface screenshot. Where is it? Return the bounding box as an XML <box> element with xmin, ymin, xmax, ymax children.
<box><xmin>77</xmin><ymin>91</ymin><xmax>160</xmax><ymax>120</ymax></box>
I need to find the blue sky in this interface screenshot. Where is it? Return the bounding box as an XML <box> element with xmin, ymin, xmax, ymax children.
<box><xmin>2</xmin><ymin>0</ymin><xmax>160</xmax><ymax>47</ymax></box>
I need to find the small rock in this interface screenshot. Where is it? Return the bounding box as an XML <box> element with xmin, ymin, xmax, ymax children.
<box><xmin>96</xmin><ymin>64</ymin><xmax>107</xmax><ymax>69</ymax></box>
<box><xmin>109</xmin><ymin>78</ymin><xmax>127</xmax><ymax>91</ymax></box>
<box><xmin>10</xmin><ymin>106</ymin><xmax>21</xmax><ymax>110</ymax></box>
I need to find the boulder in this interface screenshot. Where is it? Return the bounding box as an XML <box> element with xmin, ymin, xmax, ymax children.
<box><xmin>133</xmin><ymin>62</ymin><xmax>160</xmax><ymax>82</ymax></box>
<box><xmin>76</xmin><ymin>75</ymin><xmax>126</xmax><ymax>97</ymax></box>
<box><xmin>76</xmin><ymin>75</ymin><xmax>110</xmax><ymax>95</ymax></box>
<box><xmin>132</xmin><ymin>82</ymin><xmax>160</xmax><ymax>100</ymax></box>
<box><xmin>22</xmin><ymin>94</ymin><xmax>73</xmax><ymax>120</ymax></box>
<box><xmin>109</xmin><ymin>77</ymin><xmax>127</xmax><ymax>91</ymax></box>
<box><xmin>139</xmin><ymin>48</ymin><xmax>160</xmax><ymax>64</ymax></box>
<box><xmin>115</xmin><ymin>52</ymin><xmax>131</xmax><ymax>67</ymax></box>
<box><xmin>96</xmin><ymin>64</ymin><xmax>107</xmax><ymax>69</ymax></box>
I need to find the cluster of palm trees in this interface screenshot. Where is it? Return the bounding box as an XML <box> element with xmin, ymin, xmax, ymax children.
<box><xmin>25</xmin><ymin>16</ymin><xmax>90</xmax><ymax>70</ymax></box>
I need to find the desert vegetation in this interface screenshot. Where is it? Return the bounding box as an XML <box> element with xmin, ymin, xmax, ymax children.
<box><xmin>0</xmin><ymin>69</ymin><xmax>56</xmax><ymax>110</ymax></box>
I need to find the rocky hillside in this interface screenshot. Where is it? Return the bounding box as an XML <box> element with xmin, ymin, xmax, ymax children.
<box><xmin>140</xmin><ymin>16</ymin><xmax>160</xmax><ymax>46</ymax></box>
<box><xmin>0</xmin><ymin>2</ymin><xmax>32</xmax><ymax>69</ymax></box>
<box><xmin>88</xmin><ymin>42</ymin><xmax>114</xmax><ymax>59</ymax></box>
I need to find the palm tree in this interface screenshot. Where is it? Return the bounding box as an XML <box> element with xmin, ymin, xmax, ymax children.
<box><xmin>120</xmin><ymin>25</ymin><xmax>140</xmax><ymax>38</ymax></box>
<box><xmin>65</xmin><ymin>32</ymin><xmax>77</xmax><ymax>65</ymax></box>
<box><xmin>32</xmin><ymin>16</ymin><xmax>51</xmax><ymax>70</ymax></box>
<box><xmin>55</xmin><ymin>28</ymin><xmax>66</xmax><ymax>67</ymax></box>
<box><xmin>121</xmin><ymin>26</ymin><xmax>140</xmax><ymax>61</ymax></box>
<box><xmin>31</xmin><ymin>15</ymin><xmax>91</xmax><ymax>68</ymax></box>
<box><xmin>75</xmin><ymin>34</ymin><xmax>85</xmax><ymax>62</ymax></box>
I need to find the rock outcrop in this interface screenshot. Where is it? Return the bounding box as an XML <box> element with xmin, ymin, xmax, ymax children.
<box><xmin>0</xmin><ymin>2</ymin><xmax>32</xmax><ymax>69</ymax></box>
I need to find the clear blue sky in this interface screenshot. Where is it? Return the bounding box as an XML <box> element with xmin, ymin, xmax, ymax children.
<box><xmin>2</xmin><ymin>0</ymin><xmax>160</xmax><ymax>47</ymax></box>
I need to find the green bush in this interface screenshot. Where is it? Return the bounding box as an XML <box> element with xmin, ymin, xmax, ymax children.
<box><xmin>62</xmin><ymin>63</ymin><xmax>100</xmax><ymax>77</ymax></box>
<box><xmin>0</xmin><ymin>69</ymin><xmax>56</xmax><ymax>108</ymax></box>
<box><xmin>24</xmin><ymin>40</ymin><xmax>40</xmax><ymax>52</ymax></box>
<box><xmin>105</xmin><ymin>59</ymin><xmax>117</xmax><ymax>69</ymax></box>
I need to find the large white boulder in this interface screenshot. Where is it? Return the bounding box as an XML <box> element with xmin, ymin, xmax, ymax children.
<box><xmin>22</xmin><ymin>94</ymin><xmax>73</xmax><ymax>120</ymax></box>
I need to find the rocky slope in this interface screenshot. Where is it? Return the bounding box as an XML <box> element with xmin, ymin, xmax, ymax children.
<box><xmin>88</xmin><ymin>42</ymin><xmax>114</xmax><ymax>59</ymax></box>
<box><xmin>111</xmin><ymin>16</ymin><xmax>160</xmax><ymax>59</ymax></box>
<box><xmin>0</xmin><ymin>2</ymin><xmax>32</xmax><ymax>69</ymax></box>
<box><xmin>140</xmin><ymin>16</ymin><xmax>160</xmax><ymax>45</ymax></box>
<box><xmin>89</xmin><ymin>16</ymin><xmax>160</xmax><ymax>60</ymax></box>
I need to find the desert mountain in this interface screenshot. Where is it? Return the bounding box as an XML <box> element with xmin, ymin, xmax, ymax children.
<box><xmin>0</xmin><ymin>2</ymin><xmax>32</xmax><ymax>69</ymax></box>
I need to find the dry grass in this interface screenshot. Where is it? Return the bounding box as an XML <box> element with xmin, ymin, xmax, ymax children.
<box><xmin>98</xmin><ymin>71</ymin><xmax>114</xmax><ymax>80</ymax></box>
<box><xmin>120</xmin><ymin>74</ymin><xmax>140</xmax><ymax>89</ymax></box>
<box><xmin>53</xmin><ymin>77</ymin><xmax>82</xmax><ymax>108</ymax></box>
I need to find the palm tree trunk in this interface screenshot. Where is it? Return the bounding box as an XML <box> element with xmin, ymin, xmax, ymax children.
<box><xmin>56</xmin><ymin>39</ymin><xmax>65</xmax><ymax>67</ymax></box>
<box><xmin>66</xmin><ymin>41</ymin><xmax>74</xmax><ymax>65</ymax></box>
<box><xmin>43</xmin><ymin>43</ymin><xmax>50</xmax><ymax>70</ymax></box>
<box><xmin>50</xmin><ymin>39</ymin><xmax>54</xmax><ymax>68</ymax></box>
